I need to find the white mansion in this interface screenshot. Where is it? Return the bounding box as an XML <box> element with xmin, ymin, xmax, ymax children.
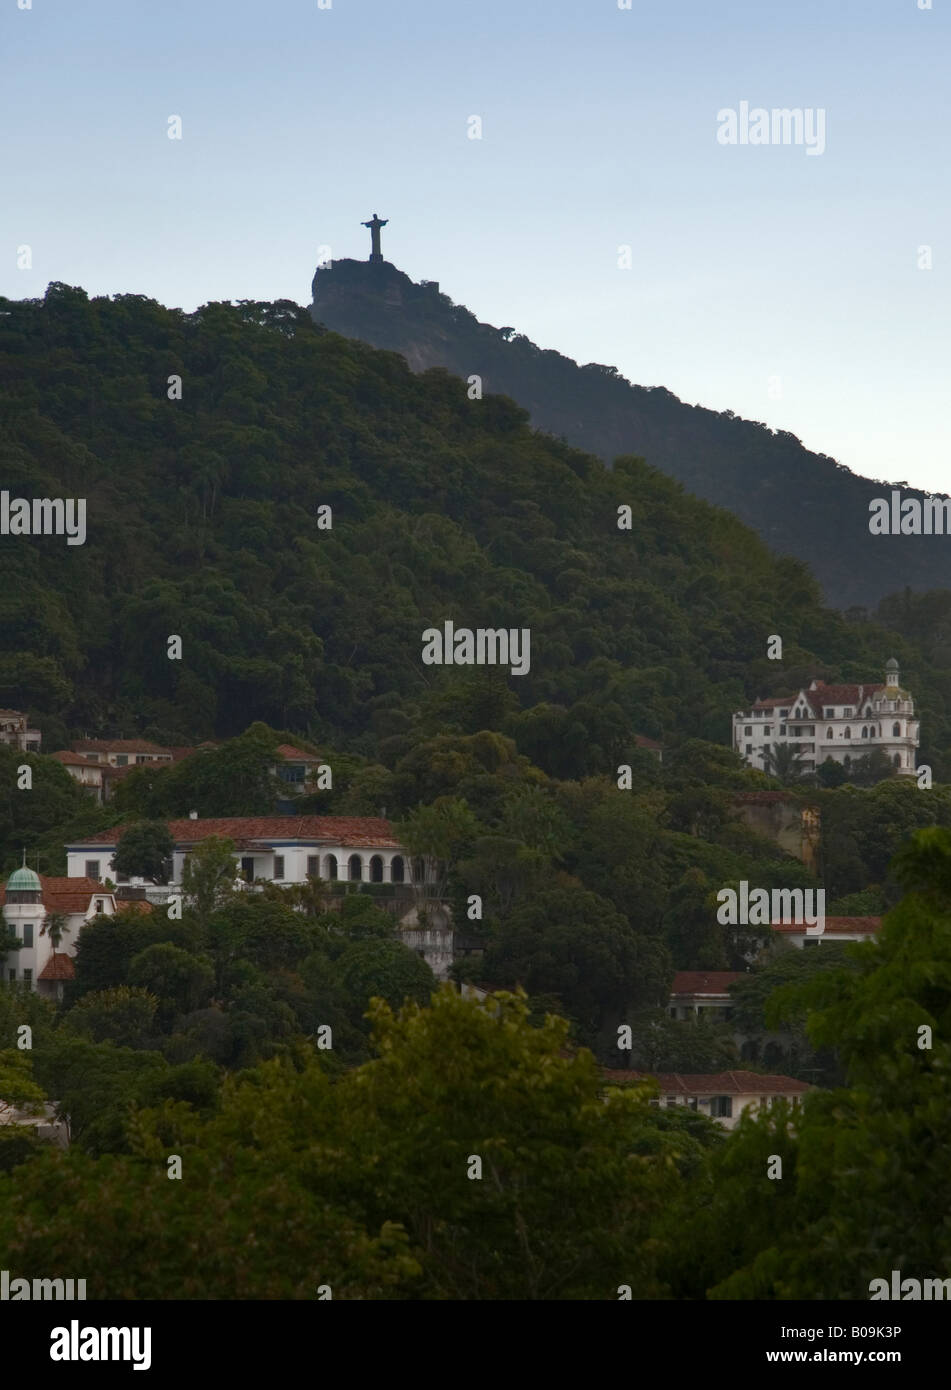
<box><xmin>57</xmin><ymin>815</ymin><xmax>460</xmax><ymax>981</ymax></box>
<box><xmin>733</xmin><ymin>659</ymin><xmax>919</xmax><ymax>778</ymax></box>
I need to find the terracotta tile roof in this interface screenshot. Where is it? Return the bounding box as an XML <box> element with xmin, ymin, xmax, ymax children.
<box><xmin>771</xmin><ymin>916</ymin><xmax>880</xmax><ymax>934</ymax></box>
<box><xmin>670</xmin><ymin>971</ymin><xmax>745</xmax><ymax>996</ymax></box>
<box><xmin>49</xmin><ymin>750</ymin><xmax>98</xmax><ymax>768</ymax></box>
<box><xmin>603</xmin><ymin>1069</ymin><xmax>813</xmax><ymax>1095</ymax></box>
<box><xmin>750</xmin><ymin>681</ymin><xmax>887</xmax><ymax>716</ymax></box>
<box><xmin>634</xmin><ymin>734</ymin><xmax>662</xmax><ymax>750</ymax></box>
<box><xmin>37</xmin><ymin>952</ymin><xmax>75</xmax><ymax>981</ymax></box>
<box><xmin>0</xmin><ymin>709</ymin><xmax>27</xmax><ymax>719</ymax></box>
<box><xmin>0</xmin><ymin>877</ymin><xmax>114</xmax><ymax>915</ymax></box>
<box><xmin>274</xmin><ymin>743</ymin><xmax>323</xmax><ymax>762</ymax></box>
<box><xmin>72</xmin><ymin>739</ymin><xmax>174</xmax><ymax>755</ymax></box>
<box><xmin>73</xmin><ymin>816</ymin><xmax>401</xmax><ymax>850</ymax></box>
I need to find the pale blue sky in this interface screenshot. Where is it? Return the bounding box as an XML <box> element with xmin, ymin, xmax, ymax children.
<box><xmin>3</xmin><ymin>0</ymin><xmax>948</xmax><ymax>489</ymax></box>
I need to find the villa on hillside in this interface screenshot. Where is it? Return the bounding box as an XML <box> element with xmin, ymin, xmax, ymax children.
<box><xmin>0</xmin><ymin>710</ymin><xmax>41</xmax><ymax>753</ymax></box>
<box><xmin>61</xmin><ymin>815</ymin><xmax>459</xmax><ymax>981</ymax></box>
<box><xmin>733</xmin><ymin>659</ymin><xmax>919</xmax><ymax>777</ymax></box>
<box><xmin>0</xmin><ymin>869</ymin><xmax>123</xmax><ymax>996</ymax></box>
<box><xmin>603</xmin><ymin>1069</ymin><xmax>812</xmax><ymax>1130</ymax></box>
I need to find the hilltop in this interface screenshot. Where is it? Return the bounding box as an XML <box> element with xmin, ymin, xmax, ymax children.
<box><xmin>311</xmin><ymin>258</ymin><xmax>950</xmax><ymax>610</ymax></box>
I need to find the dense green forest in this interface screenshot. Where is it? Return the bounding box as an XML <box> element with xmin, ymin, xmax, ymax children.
<box><xmin>3</xmin><ymin>825</ymin><xmax>951</xmax><ymax>1298</ymax></box>
<box><xmin>3</xmin><ymin>281</ymin><xmax>951</xmax><ymax>773</ymax></box>
<box><xmin>2</xmin><ymin>284</ymin><xmax>951</xmax><ymax>1299</ymax></box>
<box><xmin>312</xmin><ymin>257</ymin><xmax>951</xmax><ymax>609</ymax></box>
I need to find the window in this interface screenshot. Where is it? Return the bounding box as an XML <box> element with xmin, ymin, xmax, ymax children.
<box><xmin>892</xmin><ymin>722</ymin><xmax>901</xmax><ymax>737</ymax></box>
<box><xmin>807</xmin><ymin>726</ymin><xmax>815</xmax><ymax>736</ymax></box>
<box><xmin>85</xmin><ymin>860</ymin><xmax>101</xmax><ymax>881</ymax></box>
<box><xmin>324</xmin><ymin>854</ymin><xmax>338</xmax><ymax>881</ymax></box>
<box><xmin>710</xmin><ymin>1096</ymin><xmax>733</xmax><ymax>1118</ymax></box>
<box><xmin>792</xmin><ymin>726</ymin><xmax>802</xmax><ymax>737</ymax></box>
<box><xmin>95</xmin><ymin>899</ymin><xmax>103</xmax><ymax>914</ymax></box>
<box><xmin>135</xmin><ymin>755</ymin><xmax>149</xmax><ymax>765</ymax></box>
<box><xmin>687</xmin><ymin>1098</ymin><xmax>698</xmax><ymax>1111</ymax></box>
<box><xmin>745</xmin><ymin>744</ymin><xmax>752</xmax><ymax>754</ymax></box>
<box><xmin>665</xmin><ymin>1096</ymin><xmax>678</xmax><ymax>1107</ymax></box>
<box><xmin>306</xmin><ymin>855</ymin><xmax>319</xmax><ymax>877</ymax></box>
<box><xmin>348</xmin><ymin>855</ymin><xmax>363</xmax><ymax>881</ymax></box>
<box><xmin>824</xmin><ymin>708</ymin><xmax>834</xmax><ymax>718</ymax></box>
<box><xmin>279</xmin><ymin>765</ymin><xmax>305</xmax><ymax>784</ymax></box>
<box><xmin>273</xmin><ymin>856</ymin><xmax>285</xmax><ymax>880</ymax></box>
<box><xmin>241</xmin><ymin>857</ymin><xmax>255</xmax><ymax>882</ymax></box>
<box><xmin>844</xmin><ymin>727</ymin><xmax>851</xmax><ymax>739</ymax></box>
<box><xmin>779</xmin><ymin>708</ymin><xmax>789</xmax><ymax>717</ymax></box>
<box><xmin>23</xmin><ymin>969</ymin><xmax>32</xmax><ymax>986</ymax></box>
<box><xmin>22</xmin><ymin>924</ymin><xmax>33</xmax><ymax>948</ymax></box>
<box><xmin>115</xmin><ymin>754</ymin><xmax>128</xmax><ymax>766</ymax></box>
<box><xmin>827</xmin><ymin>729</ymin><xmax>834</xmax><ymax>739</ymax></box>
<box><xmin>390</xmin><ymin>855</ymin><xmax>405</xmax><ymax>884</ymax></box>
<box><xmin>894</xmin><ymin>754</ymin><xmax>902</xmax><ymax>768</ymax></box>
<box><xmin>744</xmin><ymin>726</ymin><xmax>752</xmax><ymax>736</ymax></box>
<box><xmin>763</xmin><ymin>725</ymin><xmax>771</xmax><ymax>736</ymax></box>
<box><xmin>779</xmin><ymin>724</ymin><xmax>786</xmax><ymax>735</ymax></box>
<box><xmin>844</xmin><ymin>707</ymin><xmax>853</xmax><ymax>717</ymax></box>
<box><xmin>862</xmin><ymin>726</ymin><xmax>868</xmax><ymax>738</ymax></box>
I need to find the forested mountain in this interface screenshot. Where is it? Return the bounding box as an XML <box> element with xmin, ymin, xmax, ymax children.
<box><xmin>4</xmin><ymin>284</ymin><xmax>951</xmax><ymax>1301</ymax></box>
<box><xmin>3</xmin><ymin>281</ymin><xmax>951</xmax><ymax>776</ymax></box>
<box><xmin>311</xmin><ymin>258</ymin><xmax>950</xmax><ymax>610</ymax></box>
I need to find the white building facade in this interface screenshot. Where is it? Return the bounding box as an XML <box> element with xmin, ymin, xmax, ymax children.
<box><xmin>0</xmin><ymin>868</ymin><xmax>116</xmax><ymax>995</ymax></box>
<box><xmin>64</xmin><ymin>816</ymin><xmax>459</xmax><ymax>980</ymax></box>
<box><xmin>733</xmin><ymin>659</ymin><xmax>919</xmax><ymax>778</ymax></box>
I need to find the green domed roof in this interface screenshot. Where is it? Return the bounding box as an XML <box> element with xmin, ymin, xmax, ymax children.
<box><xmin>6</xmin><ymin>866</ymin><xmax>41</xmax><ymax>891</ymax></box>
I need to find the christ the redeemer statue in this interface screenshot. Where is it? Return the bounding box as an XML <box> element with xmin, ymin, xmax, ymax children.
<box><xmin>362</xmin><ymin>213</ymin><xmax>388</xmax><ymax>263</ymax></box>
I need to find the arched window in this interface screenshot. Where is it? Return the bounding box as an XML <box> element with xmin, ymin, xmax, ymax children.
<box><xmin>862</xmin><ymin>726</ymin><xmax>868</xmax><ymax>738</ymax></box>
<box><xmin>390</xmin><ymin>855</ymin><xmax>405</xmax><ymax>883</ymax></box>
<box><xmin>844</xmin><ymin>727</ymin><xmax>851</xmax><ymax>739</ymax></box>
<box><xmin>323</xmin><ymin>854</ymin><xmax>338</xmax><ymax>881</ymax></box>
<box><xmin>369</xmin><ymin>855</ymin><xmax>384</xmax><ymax>883</ymax></box>
<box><xmin>892</xmin><ymin>722</ymin><xmax>901</xmax><ymax>737</ymax></box>
<box><xmin>826</xmin><ymin>729</ymin><xmax>834</xmax><ymax>739</ymax></box>
<box><xmin>348</xmin><ymin>854</ymin><xmax>363</xmax><ymax>881</ymax></box>
<box><xmin>894</xmin><ymin>754</ymin><xmax>902</xmax><ymax>768</ymax></box>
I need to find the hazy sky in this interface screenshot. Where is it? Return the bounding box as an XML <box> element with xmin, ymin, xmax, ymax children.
<box><xmin>3</xmin><ymin>0</ymin><xmax>948</xmax><ymax>490</ymax></box>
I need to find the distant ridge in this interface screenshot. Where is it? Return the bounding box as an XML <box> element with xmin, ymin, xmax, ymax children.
<box><xmin>311</xmin><ymin>258</ymin><xmax>951</xmax><ymax>610</ymax></box>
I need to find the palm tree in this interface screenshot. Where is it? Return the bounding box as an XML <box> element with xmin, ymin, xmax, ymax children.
<box><xmin>762</xmin><ymin>742</ymin><xmax>805</xmax><ymax>785</ymax></box>
<box><xmin>40</xmin><ymin>910</ymin><xmax>68</xmax><ymax>956</ymax></box>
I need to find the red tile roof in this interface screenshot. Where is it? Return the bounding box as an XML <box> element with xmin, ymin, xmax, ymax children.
<box><xmin>771</xmin><ymin>916</ymin><xmax>880</xmax><ymax>934</ymax></box>
<box><xmin>72</xmin><ymin>739</ymin><xmax>175</xmax><ymax>755</ymax></box>
<box><xmin>73</xmin><ymin>816</ymin><xmax>401</xmax><ymax>850</ymax></box>
<box><xmin>634</xmin><ymin>734</ymin><xmax>662</xmax><ymax>750</ymax></box>
<box><xmin>49</xmin><ymin>750</ymin><xmax>99</xmax><ymax>768</ymax></box>
<box><xmin>670</xmin><ymin>971</ymin><xmax>745</xmax><ymax>996</ymax></box>
<box><xmin>0</xmin><ymin>876</ymin><xmax>113</xmax><ymax>915</ymax></box>
<box><xmin>751</xmin><ymin>682</ymin><xmax>887</xmax><ymax>716</ymax></box>
<box><xmin>274</xmin><ymin>743</ymin><xmax>323</xmax><ymax>762</ymax></box>
<box><xmin>604</xmin><ymin>1069</ymin><xmax>812</xmax><ymax>1095</ymax></box>
<box><xmin>37</xmin><ymin>952</ymin><xmax>75</xmax><ymax>981</ymax></box>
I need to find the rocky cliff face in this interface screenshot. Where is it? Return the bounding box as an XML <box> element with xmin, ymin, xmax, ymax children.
<box><xmin>309</xmin><ymin>259</ymin><xmax>951</xmax><ymax>610</ymax></box>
